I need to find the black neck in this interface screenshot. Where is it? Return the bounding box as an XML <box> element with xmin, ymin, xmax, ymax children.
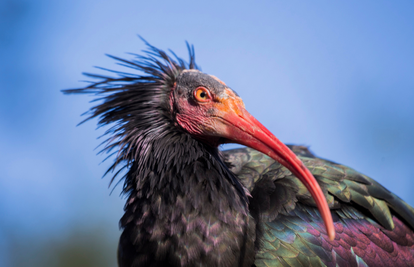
<box><xmin>117</xmin><ymin>129</ymin><xmax>253</xmax><ymax>267</ymax></box>
<box><xmin>121</xmin><ymin>127</ymin><xmax>247</xmax><ymax>206</ymax></box>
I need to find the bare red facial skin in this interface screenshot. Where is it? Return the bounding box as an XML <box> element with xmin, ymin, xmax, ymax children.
<box><xmin>173</xmin><ymin>85</ymin><xmax>336</xmax><ymax>241</ymax></box>
<box><xmin>174</xmin><ymin>85</ymin><xmax>226</xmax><ymax>146</ymax></box>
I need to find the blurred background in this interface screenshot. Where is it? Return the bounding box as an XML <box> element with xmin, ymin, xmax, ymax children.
<box><xmin>1</xmin><ymin>1</ymin><xmax>414</xmax><ymax>266</ymax></box>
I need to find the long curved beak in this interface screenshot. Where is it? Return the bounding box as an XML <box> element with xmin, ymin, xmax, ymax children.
<box><xmin>220</xmin><ymin>102</ymin><xmax>335</xmax><ymax>241</ymax></box>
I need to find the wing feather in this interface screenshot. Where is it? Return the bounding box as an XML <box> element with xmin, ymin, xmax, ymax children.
<box><xmin>223</xmin><ymin>146</ymin><xmax>414</xmax><ymax>266</ymax></box>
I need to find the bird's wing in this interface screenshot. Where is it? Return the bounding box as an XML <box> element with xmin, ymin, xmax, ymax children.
<box><xmin>223</xmin><ymin>146</ymin><xmax>414</xmax><ymax>267</ymax></box>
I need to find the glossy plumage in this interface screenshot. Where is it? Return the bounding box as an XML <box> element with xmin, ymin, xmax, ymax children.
<box><xmin>64</xmin><ymin>40</ymin><xmax>414</xmax><ymax>266</ymax></box>
<box><xmin>226</xmin><ymin>146</ymin><xmax>414</xmax><ymax>266</ymax></box>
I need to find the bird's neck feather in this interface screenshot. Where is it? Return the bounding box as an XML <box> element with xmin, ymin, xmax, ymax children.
<box><xmin>118</xmin><ymin>129</ymin><xmax>255</xmax><ymax>266</ymax></box>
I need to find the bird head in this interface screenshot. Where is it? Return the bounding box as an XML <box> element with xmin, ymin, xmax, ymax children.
<box><xmin>171</xmin><ymin>69</ymin><xmax>248</xmax><ymax>146</ymax></box>
<box><xmin>64</xmin><ymin>40</ymin><xmax>335</xmax><ymax>240</ymax></box>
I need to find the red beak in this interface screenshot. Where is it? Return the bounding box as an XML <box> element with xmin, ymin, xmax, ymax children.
<box><xmin>222</xmin><ymin>104</ymin><xmax>335</xmax><ymax>241</ymax></box>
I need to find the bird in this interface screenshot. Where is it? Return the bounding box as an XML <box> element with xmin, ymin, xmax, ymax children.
<box><xmin>64</xmin><ymin>40</ymin><xmax>414</xmax><ymax>267</ymax></box>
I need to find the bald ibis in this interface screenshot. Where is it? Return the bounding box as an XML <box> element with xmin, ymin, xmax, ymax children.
<box><xmin>64</xmin><ymin>41</ymin><xmax>414</xmax><ymax>267</ymax></box>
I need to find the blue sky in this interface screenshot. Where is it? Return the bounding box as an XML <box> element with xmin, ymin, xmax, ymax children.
<box><xmin>1</xmin><ymin>0</ymin><xmax>414</xmax><ymax>265</ymax></box>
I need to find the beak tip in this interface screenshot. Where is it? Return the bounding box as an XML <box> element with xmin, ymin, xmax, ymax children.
<box><xmin>328</xmin><ymin>230</ymin><xmax>335</xmax><ymax>241</ymax></box>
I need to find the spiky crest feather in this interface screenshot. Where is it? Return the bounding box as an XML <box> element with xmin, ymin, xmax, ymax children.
<box><xmin>63</xmin><ymin>40</ymin><xmax>200</xmax><ymax>195</ymax></box>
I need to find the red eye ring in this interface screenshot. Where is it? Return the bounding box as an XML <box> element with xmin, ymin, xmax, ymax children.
<box><xmin>194</xmin><ymin>87</ymin><xmax>212</xmax><ymax>102</ymax></box>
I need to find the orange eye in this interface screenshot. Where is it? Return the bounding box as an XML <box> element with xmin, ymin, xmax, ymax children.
<box><xmin>194</xmin><ymin>87</ymin><xmax>212</xmax><ymax>102</ymax></box>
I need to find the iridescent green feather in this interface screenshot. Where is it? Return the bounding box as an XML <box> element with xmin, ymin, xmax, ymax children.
<box><xmin>224</xmin><ymin>146</ymin><xmax>414</xmax><ymax>230</ymax></box>
<box><xmin>223</xmin><ymin>146</ymin><xmax>414</xmax><ymax>267</ymax></box>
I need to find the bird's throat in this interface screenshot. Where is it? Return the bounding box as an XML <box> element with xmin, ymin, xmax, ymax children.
<box><xmin>118</xmin><ymin>134</ymin><xmax>255</xmax><ymax>266</ymax></box>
